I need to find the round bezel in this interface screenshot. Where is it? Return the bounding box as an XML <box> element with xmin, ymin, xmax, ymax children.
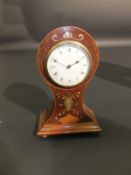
<box><xmin>45</xmin><ymin>40</ymin><xmax>93</xmax><ymax>87</ymax></box>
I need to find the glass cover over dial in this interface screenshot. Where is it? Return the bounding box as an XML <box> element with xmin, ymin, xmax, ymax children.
<box><xmin>46</xmin><ymin>42</ymin><xmax>91</xmax><ymax>87</ymax></box>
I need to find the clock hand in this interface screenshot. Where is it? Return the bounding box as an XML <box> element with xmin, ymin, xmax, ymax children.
<box><xmin>66</xmin><ymin>60</ymin><xmax>80</xmax><ymax>69</ymax></box>
<box><xmin>72</xmin><ymin>57</ymin><xmax>85</xmax><ymax>66</ymax></box>
<box><xmin>54</xmin><ymin>59</ymin><xmax>66</xmax><ymax>67</ymax></box>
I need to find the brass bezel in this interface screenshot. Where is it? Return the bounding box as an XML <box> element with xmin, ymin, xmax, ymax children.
<box><xmin>44</xmin><ymin>40</ymin><xmax>93</xmax><ymax>87</ymax></box>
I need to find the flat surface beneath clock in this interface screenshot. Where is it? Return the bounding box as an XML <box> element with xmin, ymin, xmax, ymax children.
<box><xmin>0</xmin><ymin>47</ymin><xmax>131</xmax><ymax>175</ymax></box>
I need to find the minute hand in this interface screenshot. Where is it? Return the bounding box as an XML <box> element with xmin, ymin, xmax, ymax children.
<box><xmin>54</xmin><ymin>59</ymin><xmax>66</xmax><ymax>67</ymax></box>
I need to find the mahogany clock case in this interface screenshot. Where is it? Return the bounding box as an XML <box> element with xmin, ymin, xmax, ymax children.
<box><xmin>36</xmin><ymin>26</ymin><xmax>102</xmax><ymax>137</ymax></box>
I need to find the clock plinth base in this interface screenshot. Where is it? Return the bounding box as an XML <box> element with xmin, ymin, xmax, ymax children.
<box><xmin>37</xmin><ymin>106</ymin><xmax>102</xmax><ymax>137</ymax></box>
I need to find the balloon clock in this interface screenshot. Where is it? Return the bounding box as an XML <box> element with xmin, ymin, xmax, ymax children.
<box><xmin>36</xmin><ymin>26</ymin><xmax>102</xmax><ymax>137</ymax></box>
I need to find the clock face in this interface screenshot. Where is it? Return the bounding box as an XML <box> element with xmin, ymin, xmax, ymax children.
<box><xmin>46</xmin><ymin>42</ymin><xmax>92</xmax><ymax>87</ymax></box>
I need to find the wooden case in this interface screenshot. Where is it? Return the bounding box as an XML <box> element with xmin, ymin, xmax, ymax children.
<box><xmin>36</xmin><ymin>26</ymin><xmax>102</xmax><ymax>137</ymax></box>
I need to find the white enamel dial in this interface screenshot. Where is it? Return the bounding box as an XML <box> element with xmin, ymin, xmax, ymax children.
<box><xmin>46</xmin><ymin>42</ymin><xmax>91</xmax><ymax>87</ymax></box>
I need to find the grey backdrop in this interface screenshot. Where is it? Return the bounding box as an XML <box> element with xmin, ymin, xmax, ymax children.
<box><xmin>0</xmin><ymin>1</ymin><xmax>131</xmax><ymax>175</ymax></box>
<box><xmin>0</xmin><ymin>0</ymin><xmax>131</xmax><ymax>49</ymax></box>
